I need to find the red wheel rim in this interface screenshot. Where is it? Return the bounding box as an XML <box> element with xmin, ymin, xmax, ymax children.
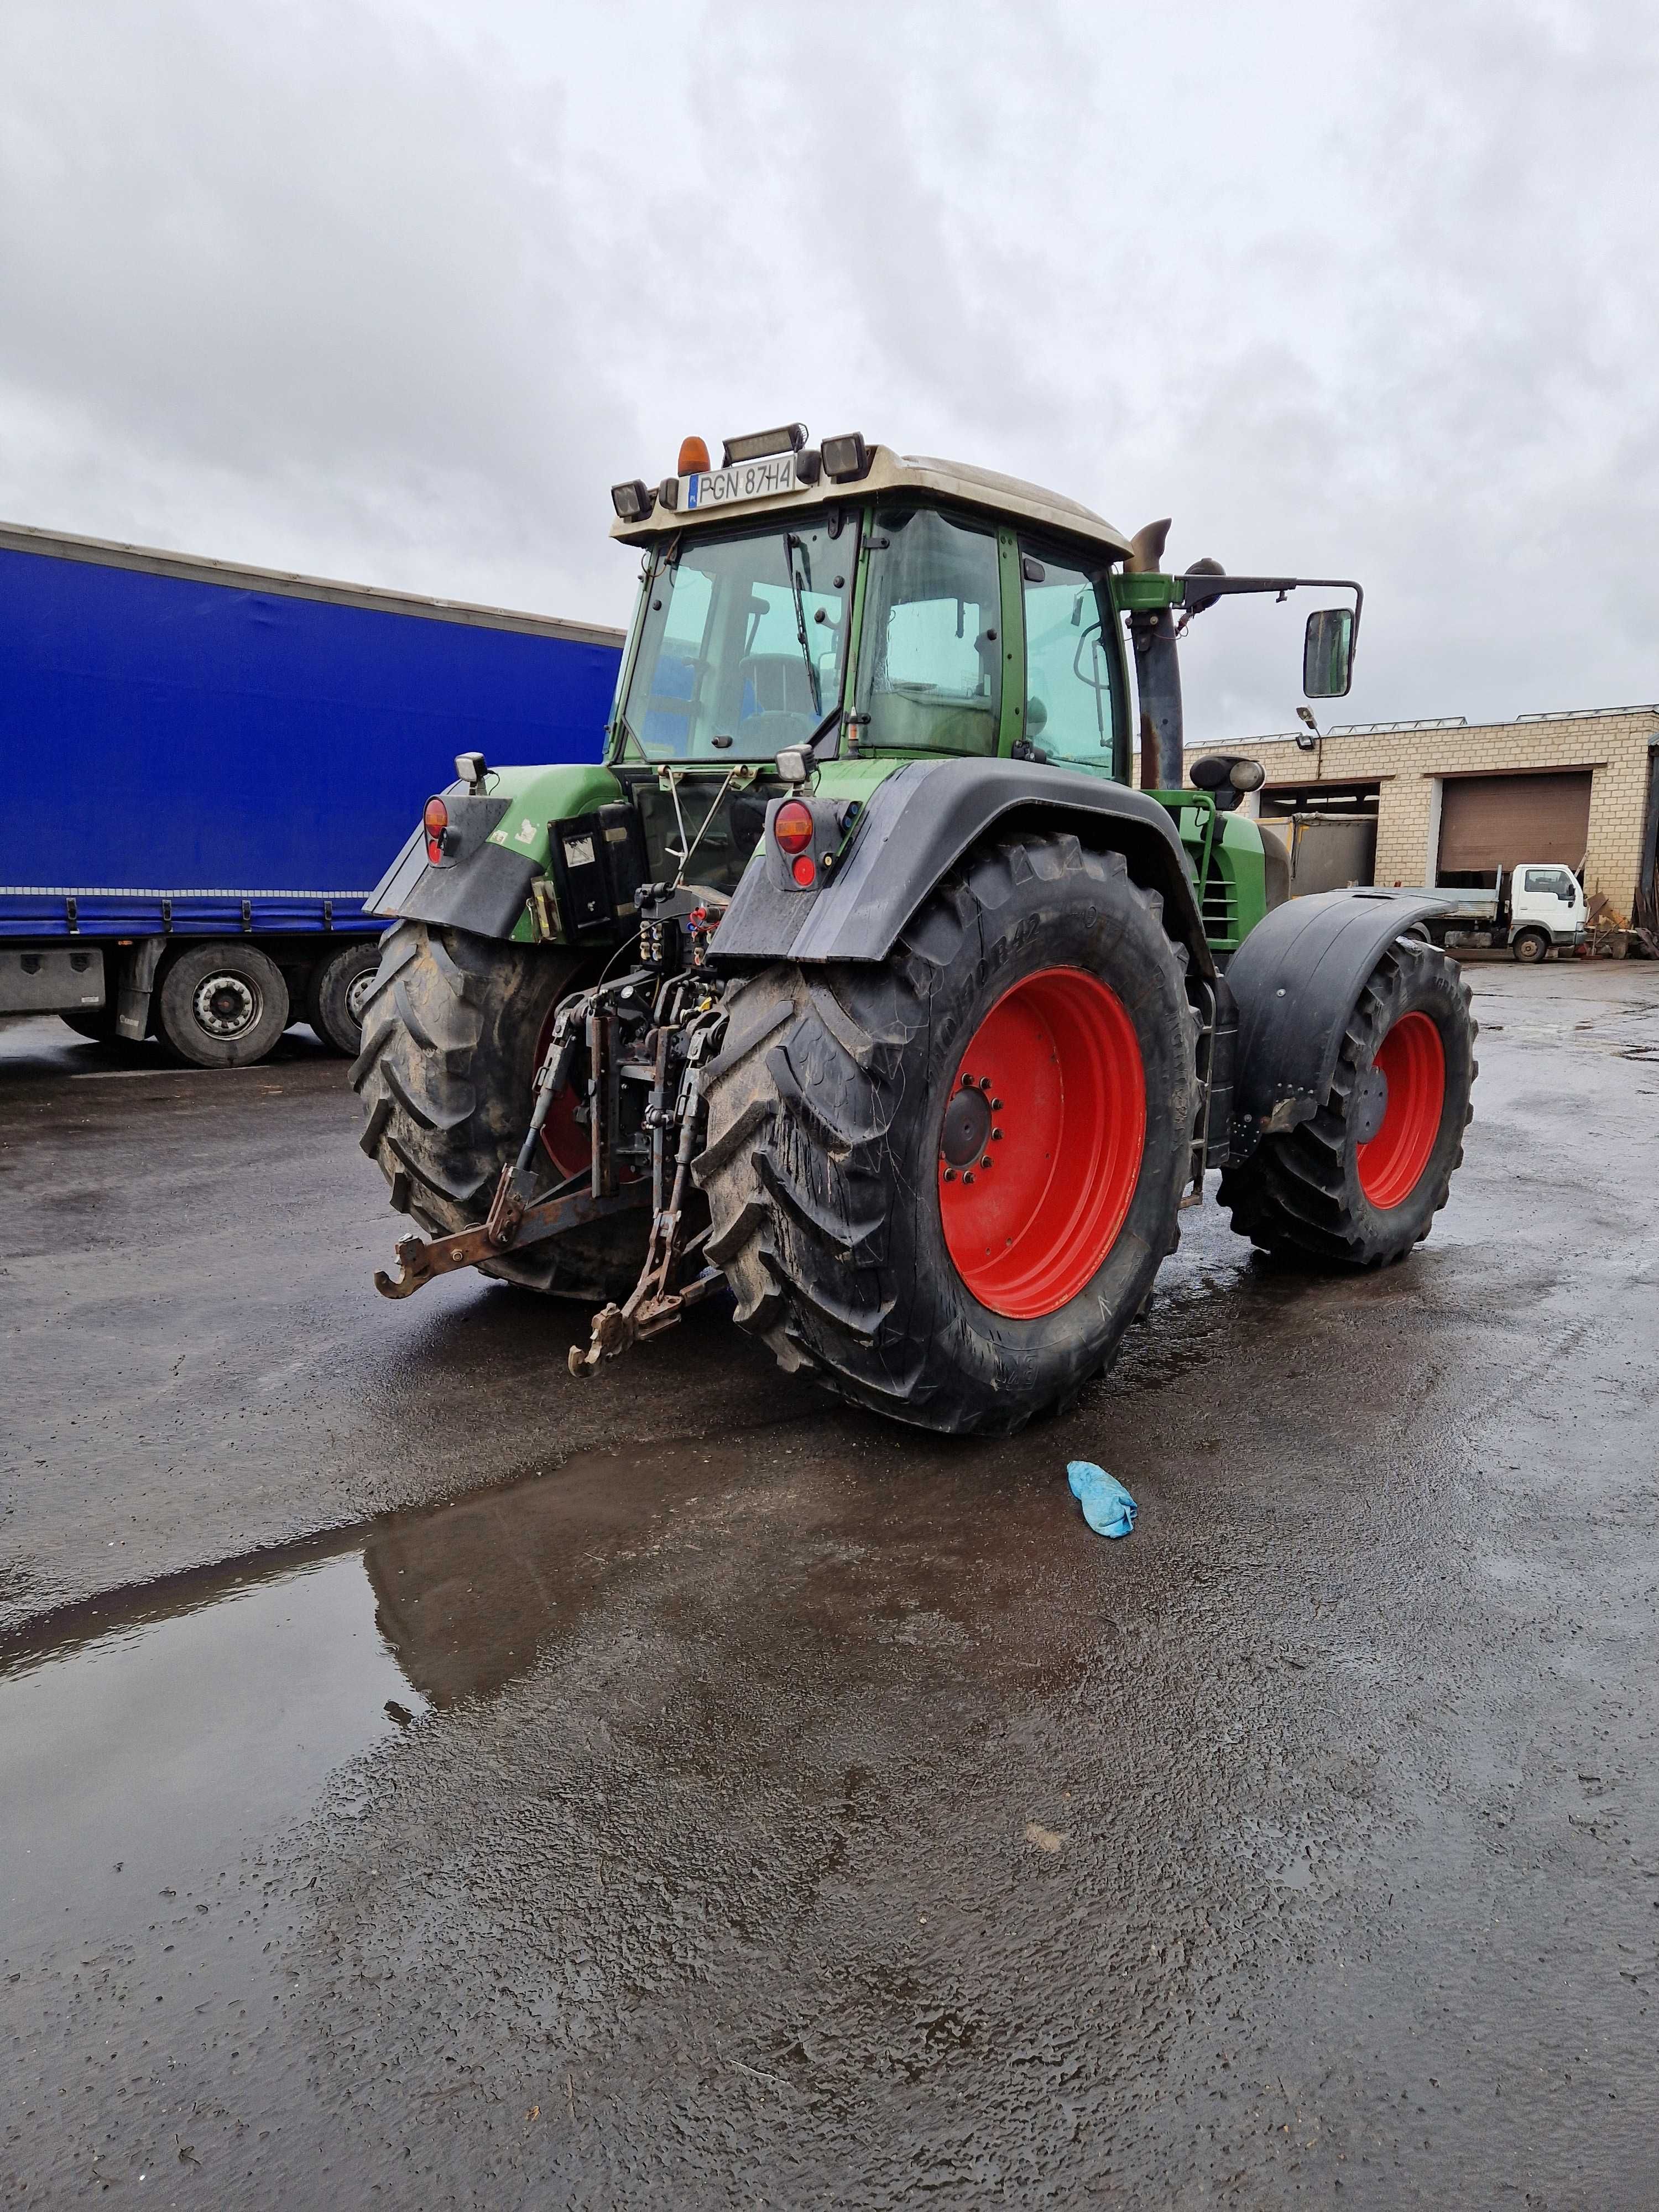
<box><xmin>532</xmin><ymin>1001</ymin><xmax>591</xmax><ymax>1181</ymax></box>
<box><xmin>937</xmin><ymin>966</ymin><xmax>1145</xmax><ymax>1319</ymax></box>
<box><xmin>1357</xmin><ymin>1011</ymin><xmax>1445</xmax><ymax>1209</ymax></box>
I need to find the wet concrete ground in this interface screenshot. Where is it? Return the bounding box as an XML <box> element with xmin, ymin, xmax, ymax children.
<box><xmin>3</xmin><ymin>964</ymin><xmax>1657</xmax><ymax>2207</ymax></box>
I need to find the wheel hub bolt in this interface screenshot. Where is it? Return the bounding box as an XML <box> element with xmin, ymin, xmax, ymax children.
<box><xmin>979</xmin><ymin>1155</ymin><xmax>992</xmax><ymax>1170</ymax></box>
<box><xmin>941</xmin><ymin>1081</ymin><xmax>994</xmax><ymax>1168</ymax></box>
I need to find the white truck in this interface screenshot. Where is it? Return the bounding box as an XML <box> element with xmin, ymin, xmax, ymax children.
<box><xmin>1411</xmin><ymin>863</ymin><xmax>1587</xmax><ymax>963</ymax></box>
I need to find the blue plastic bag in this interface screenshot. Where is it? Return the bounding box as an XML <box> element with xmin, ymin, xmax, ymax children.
<box><xmin>1067</xmin><ymin>1460</ymin><xmax>1137</xmax><ymax>1540</ymax></box>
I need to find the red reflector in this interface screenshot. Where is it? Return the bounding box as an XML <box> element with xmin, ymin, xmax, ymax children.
<box><xmin>774</xmin><ymin>799</ymin><xmax>814</xmax><ymax>854</ymax></box>
<box><xmin>425</xmin><ymin>835</ymin><xmax>444</xmax><ymax>865</ymax></box>
<box><xmin>423</xmin><ymin>797</ymin><xmax>449</xmax><ymax>836</ymax></box>
<box><xmin>791</xmin><ymin>854</ymin><xmax>816</xmax><ymax>888</ymax></box>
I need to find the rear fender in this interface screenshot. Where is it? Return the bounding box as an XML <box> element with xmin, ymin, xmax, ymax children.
<box><xmin>709</xmin><ymin>756</ymin><xmax>1212</xmax><ymax>978</ymax></box>
<box><xmin>366</xmin><ymin>763</ymin><xmax>624</xmax><ymax>941</ymax></box>
<box><xmin>1226</xmin><ymin>888</ymin><xmax>1451</xmax><ymax>1158</ymax></box>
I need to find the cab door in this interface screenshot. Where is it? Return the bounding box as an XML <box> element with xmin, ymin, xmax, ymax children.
<box><xmin>1513</xmin><ymin>864</ymin><xmax>1581</xmax><ymax>935</ymax></box>
<box><xmin>1016</xmin><ymin>545</ymin><xmax>1127</xmax><ymax>781</ymax></box>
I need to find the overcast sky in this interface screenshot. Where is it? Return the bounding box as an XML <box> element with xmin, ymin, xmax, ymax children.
<box><xmin>2</xmin><ymin>0</ymin><xmax>1654</xmax><ymax>738</ymax></box>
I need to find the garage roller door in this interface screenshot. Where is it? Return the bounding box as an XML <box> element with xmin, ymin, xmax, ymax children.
<box><xmin>1438</xmin><ymin>771</ymin><xmax>1592</xmax><ymax>874</ymax></box>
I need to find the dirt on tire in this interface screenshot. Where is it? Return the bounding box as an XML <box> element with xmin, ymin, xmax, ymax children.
<box><xmin>350</xmin><ymin>920</ymin><xmax>645</xmax><ymax>1301</ymax></box>
<box><xmin>694</xmin><ymin>831</ymin><xmax>1197</xmax><ymax>1436</ymax></box>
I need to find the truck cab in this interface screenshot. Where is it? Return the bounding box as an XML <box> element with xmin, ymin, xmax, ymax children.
<box><xmin>1420</xmin><ymin>862</ymin><xmax>1587</xmax><ymax>963</ymax></box>
<box><xmin>1507</xmin><ymin>863</ymin><xmax>1587</xmax><ymax>958</ymax></box>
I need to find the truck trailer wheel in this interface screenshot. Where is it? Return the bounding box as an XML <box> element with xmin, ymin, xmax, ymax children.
<box><xmin>695</xmin><ymin>832</ymin><xmax>1197</xmax><ymax>1436</ymax></box>
<box><xmin>156</xmin><ymin>942</ymin><xmax>291</xmax><ymax>1067</ymax></box>
<box><xmin>351</xmin><ymin>920</ymin><xmax>645</xmax><ymax>1301</ymax></box>
<box><xmin>1219</xmin><ymin>939</ymin><xmax>1476</xmax><ymax>1266</ymax></box>
<box><xmin>1511</xmin><ymin>927</ymin><xmax>1550</xmax><ymax>965</ymax></box>
<box><xmin>306</xmin><ymin>940</ymin><xmax>383</xmax><ymax>1054</ymax></box>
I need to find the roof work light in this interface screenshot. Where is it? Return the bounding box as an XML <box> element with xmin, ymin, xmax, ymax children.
<box><xmin>721</xmin><ymin>424</ymin><xmax>807</xmax><ymax>466</ymax></box>
<box><xmin>610</xmin><ymin>478</ymin><xmax>655</xmax><ymax>522</ymax></box>
<box><xmin>821</xmin><ymin>432</ymin><xmax>873</xmax><ymax>483</ymax></box>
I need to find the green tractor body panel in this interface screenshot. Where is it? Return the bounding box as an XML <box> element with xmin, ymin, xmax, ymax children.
<box><xmin>480</xmin><ymin>763</ymin><xmax>626</xmax><ymax>943</ymax></box>
<box><xmin>483</xmin><ymin>763</ymin><xmax>627</xmax><ymax>870</ymax></box>
<box><xmin>1159</xmin><ymin>794</ymin><xmax>1271</xmax><ymax>954</ymax></box>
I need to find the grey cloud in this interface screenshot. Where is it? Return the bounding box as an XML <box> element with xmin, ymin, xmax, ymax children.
<box><xmin>1</xmin><ymin>0</ymin><xmax>1653</xmax><ymax>728</ymax></box>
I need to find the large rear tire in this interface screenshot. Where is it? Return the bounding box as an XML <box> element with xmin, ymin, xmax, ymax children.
<box><xmin>1219</xmin><ymin>938</ymin><xmax>1476</xmax><ymax>1266</ymax></box>
<box><xmin>694</xmin><ymin>832</ymin><xmax>1197</xmax><ymax>1436</ymax></box>
<box><xmin>350</xmin><ymin>920</ymin><xmax>645</xmax><ymax>1300</ymax></box>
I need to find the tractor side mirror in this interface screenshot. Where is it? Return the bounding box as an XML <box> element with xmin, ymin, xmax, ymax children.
<box><xmin>1303</xmin><ymin>607</ymin><xmax>1355</xmax><ymax>698</ymax></box>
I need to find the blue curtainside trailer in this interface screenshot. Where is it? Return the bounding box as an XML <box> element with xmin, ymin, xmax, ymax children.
<box><xmin>2</xmin><ymin>520</ymin><xmax>623</xmax><ymax>1062</ymax></box>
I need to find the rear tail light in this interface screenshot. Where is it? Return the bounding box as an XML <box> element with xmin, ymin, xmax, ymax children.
<box><xmin>423</xmin><ymin>796</ymin><xmax>449</xmax><ymax>865</ymax></box>
<box><xmin>773</xmin><ymin>799</ymin><xmax>815</xmax><ymax>855</ymax></box>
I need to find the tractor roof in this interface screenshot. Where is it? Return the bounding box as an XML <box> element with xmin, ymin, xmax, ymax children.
<box><xmin>609</xmin><ymin>445</ymin><xmax>1134</xmax><ymax>563</ymax></box>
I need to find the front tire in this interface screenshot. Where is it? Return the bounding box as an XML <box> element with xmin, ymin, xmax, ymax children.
<box><xmin>1219</xmin><ymin>939</ymin><xmax>1477</xmax><ymax>1266</ymax></box>
<box><xmin>695</xmin><ymin>832</ymin><xmax>1196</xmax><ymax>1436</ymax></box>
<box><xmin>1512</xmin><ymin>927</ymin><xmax>1550</xmax><ymax>964</ymax></box>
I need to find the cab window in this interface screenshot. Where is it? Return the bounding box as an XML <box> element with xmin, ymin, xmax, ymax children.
<box><xmin>858</xmin><ymin>509</ymin><xmax>1002</xmax><ymax>754</ymax></box>
<box><xmin>622</xmin><ymin>522</ymin><xmax>850</xmax><ymax>760</ymax></box>
<box><xmin>1020</xmin><ymin>547</ymin><xmax>1120</xmax><ymax>769</ymax></box>
<box><xmin>1523</xmin><ymin>867</ymin><xmax>1575</xmax><ymax>899</ymax></box>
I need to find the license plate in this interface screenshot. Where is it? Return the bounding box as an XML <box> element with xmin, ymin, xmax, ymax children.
<box><xmin>680</xmin><ymin>451</ymin><xmax>800</xmax><ymax>512</ymax></box>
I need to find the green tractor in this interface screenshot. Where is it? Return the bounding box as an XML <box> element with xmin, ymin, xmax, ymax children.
<box><xmin>353</xmin><ymin>426</ymin><xmax>1477</xmax><ymax>1435</ymax></box>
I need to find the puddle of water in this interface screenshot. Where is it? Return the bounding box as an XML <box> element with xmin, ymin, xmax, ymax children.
<box><xmin>0</xmin><ymin>1443</ymin><xmax>719</xmax><ymax>1961</ymax></box>
<box><xmin>0</xmin><ymin>1442</ymin><xmax>726</xmax><ymax>1964</ymax></box>
<box><xmin>0</xmin><ymin>1553</ymin><xmax>418</xmax><ymax>1957</ymax></box>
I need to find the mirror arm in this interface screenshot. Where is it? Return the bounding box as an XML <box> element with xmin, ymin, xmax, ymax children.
<box><xmin>1170</xmin><ymin>574</ymin><xmax>1364</xmax><ymax>638</ymax></box>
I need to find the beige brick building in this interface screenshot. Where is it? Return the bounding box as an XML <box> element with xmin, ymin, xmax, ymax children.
<box><xmin>1186</xmin><ymin>706</ymin><xmax>1659</xmax><ymax>928</ymax></box>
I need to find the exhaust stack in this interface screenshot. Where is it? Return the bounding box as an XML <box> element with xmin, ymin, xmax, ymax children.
<box><xmin>1127</xmin><ymin>518</ymin><xmax>1184</xmax><ymax>792</ymax></box>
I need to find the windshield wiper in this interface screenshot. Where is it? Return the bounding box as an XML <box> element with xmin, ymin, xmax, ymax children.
<box><xmin>785</xmin><ymin>534</ymin><xmax>822</xmax><ymax>717</ymax></box>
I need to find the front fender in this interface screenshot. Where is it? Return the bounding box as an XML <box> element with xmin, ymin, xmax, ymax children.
<box><xmin>1227</xmin><ymin>888</ymin><xmax>1451</xmax><ymax>1155</ymax></box>
<box><xmin>710</xmin><ymin>756</ymin><xmax>1212</xmax><ymax>978</ymax></box>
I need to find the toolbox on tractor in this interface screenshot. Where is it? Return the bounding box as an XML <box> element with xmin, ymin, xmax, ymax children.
<box><xmin>352</xmin><ymin>427</ymin><xmax>1476</xmax><ymax>1436</ymax></box>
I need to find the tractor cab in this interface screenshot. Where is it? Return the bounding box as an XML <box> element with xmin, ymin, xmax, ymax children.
<box><xmin>602</xmin><ymin>429</ymin><xmax>1138</xmax><ymax>898</ymax></box>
